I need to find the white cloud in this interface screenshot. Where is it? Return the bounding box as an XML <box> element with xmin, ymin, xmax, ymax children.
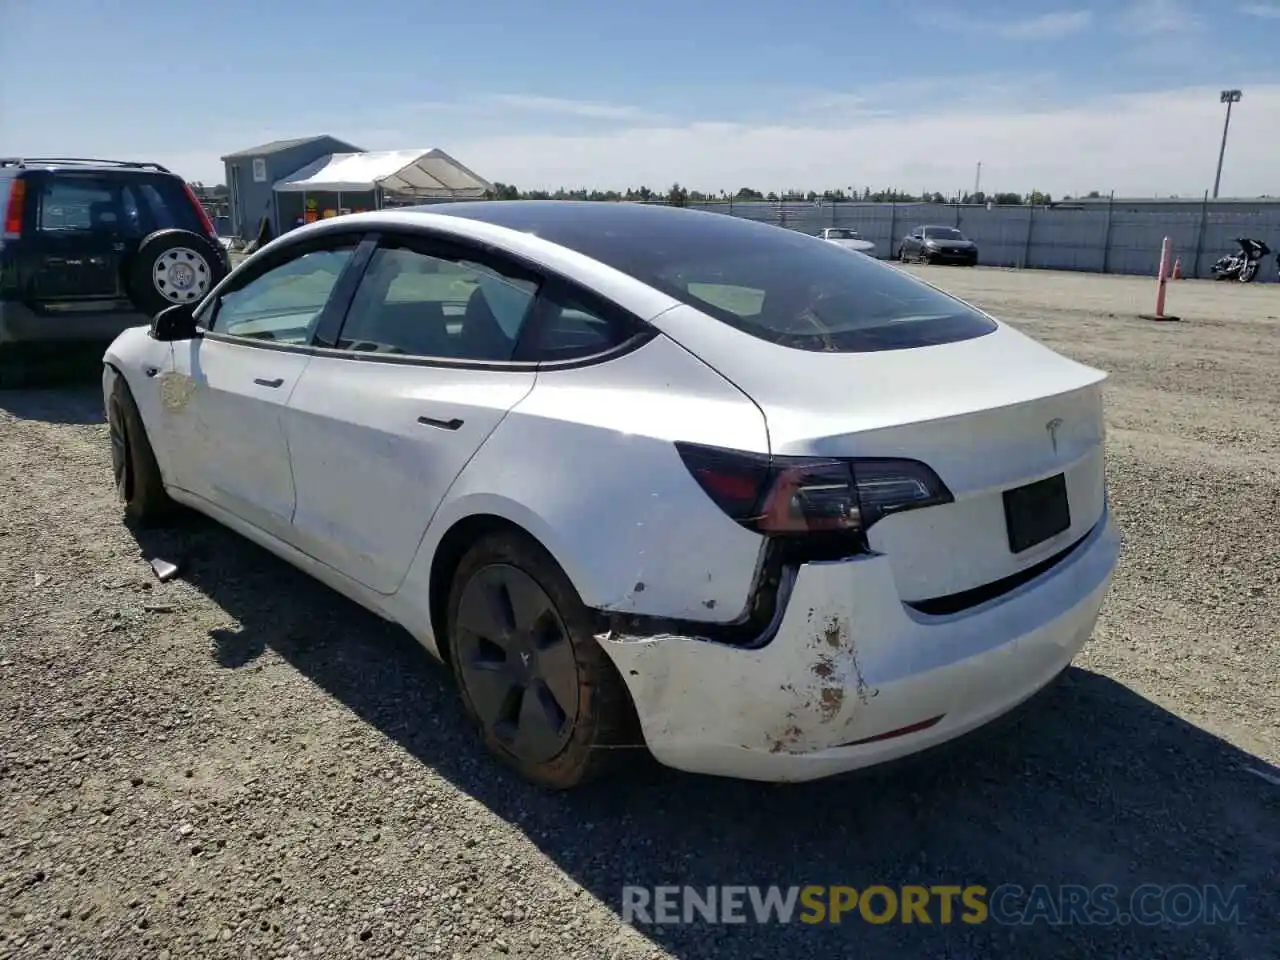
<box><xmin>998</xmin><ymin>10</ymin><xmax>1095</xmax><ymax>38</ymax></box>
<box><xmin>1242</xmin><ymin>1</ymin><xmax>1280</xmax><ymax>17</ymax></box>
<box><xmin>918</xmin><ymin>9</ymin><xmax>1094</xmax><ymax>40</ymax></box>
<box><xmin>1118</xmin><ymin>0</ymin><xmax>1201</xmax><ymax>34</ymax></box>
<box><xmin>478</xmin><ymin>94</ymin><xmax>664</xmax><ymax>122</ymax></box>
<box><xmin>428</xmin><ymin>83</ymin><xmax>1280</xmax><ymax>197</ymax></box>
<box><xmin>57</xmin><ymin>83</ymin><xmax>1280</xmax><ymax>199</ymax></box>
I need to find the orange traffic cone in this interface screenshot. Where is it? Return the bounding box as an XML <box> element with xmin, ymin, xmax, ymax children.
<box><xmin>1171</xmin><ymin>257</ymin><xmax>1183</xmax><ymax>280</ymax></box>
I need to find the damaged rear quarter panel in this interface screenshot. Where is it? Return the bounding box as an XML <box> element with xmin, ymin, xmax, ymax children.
<box><xmin>402</xmin><ymin>332</ymin><xmax>773</xmax><ymax>625</ymax></box>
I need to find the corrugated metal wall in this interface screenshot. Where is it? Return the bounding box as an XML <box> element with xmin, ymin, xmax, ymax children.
<box><xmin>649</xmin><ymin>200</ymin><xmax>1280</xmax><ymax>279</ymax></box>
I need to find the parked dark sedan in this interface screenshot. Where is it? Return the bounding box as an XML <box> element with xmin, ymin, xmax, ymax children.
<box><xmin>898</xmin><ymin>225</ymin><xmax>978</xmax><ymax>265</ymax></box>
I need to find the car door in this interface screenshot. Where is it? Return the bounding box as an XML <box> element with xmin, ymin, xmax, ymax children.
<box><xmin>162</xmin><ymin>232</ymin><xmax>369</xmax><ymax>541</ymax></box>
<box><xmin>282</xmin><ymin>232</ymin><xmax>542</xmax><ymax>593</ymax></box>
<box><xmin>28</xmin><ymin>172</ymin><xmax>131</xmax><ymax>311</ymax></box>
<box><xmin>902</xmin><ymin>228</ymin><xmax>922</xmax><ymax>258</ymax></box>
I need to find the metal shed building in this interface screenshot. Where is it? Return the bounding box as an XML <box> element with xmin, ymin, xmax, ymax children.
<box><xmin>221</xmin><ymin>135</ymin><xmax>362</xmax><ymax>240</ymax></box>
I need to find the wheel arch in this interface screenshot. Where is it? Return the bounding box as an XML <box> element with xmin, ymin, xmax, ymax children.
<box><xmin>425</xmin><ymin>511</ymin><xmax>553</xmax><ymax>669</ymax></box>
<box><xmin>413</xmin><ymin>491</ymin><xmax>599</xmax><ymax>664</ymax></box>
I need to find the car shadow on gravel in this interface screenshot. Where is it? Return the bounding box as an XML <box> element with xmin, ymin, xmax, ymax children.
<box><xmin>0</xmin><ymin>383</ymin><xmax>105</xmax><ymax>424</ymax></box>
<box><xmin>127</xmin><ymin>516</ymin><xmax>1279</xmax><ymax>960</ymax></box>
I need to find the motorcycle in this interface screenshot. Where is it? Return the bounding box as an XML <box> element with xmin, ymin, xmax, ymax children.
<box><xmin>1210</xmin><ymin>237</ymin><xmax>1271</xmax><ymax>282</ymax></box>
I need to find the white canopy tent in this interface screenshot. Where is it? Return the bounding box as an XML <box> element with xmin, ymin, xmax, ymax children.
<box><xmin>273</xmin><ymin>148</ymin><xmax>494</xmax><ymax>199</ymax></box>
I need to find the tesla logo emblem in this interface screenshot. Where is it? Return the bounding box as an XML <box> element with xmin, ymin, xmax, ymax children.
<box><xmin>1046</xmin><ymin>418</ymin><xmax>1064</xmax><ymax>453</ymax></box>
<box><xmin>520</xmin><ymin>652</ymin><xmax>531</xmax><ymax>666</ymax></box>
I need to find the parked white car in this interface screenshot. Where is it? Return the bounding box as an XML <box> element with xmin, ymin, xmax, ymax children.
<box><xmin>103</xmin><ymin>202</ymin><xmax>1120</xmax><ymax>788</ymax></box>
<box><xmin>819</xmin><ymin>227</ymin><xmax>877</xmax><ymax>254</ymax></box>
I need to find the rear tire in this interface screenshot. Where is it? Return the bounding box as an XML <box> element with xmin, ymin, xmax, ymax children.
<box><xmin>107</xmin><ymin>370</ymin><xmax>175</xmax><ymax>526</ymax></box>
<box><xmin>445</xmin><ymin>531</ymin><xmax>637</xmax><ymax>789</ymax></box>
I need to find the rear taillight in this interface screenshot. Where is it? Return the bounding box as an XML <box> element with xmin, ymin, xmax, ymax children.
<box><xmin>3</xmin><ymin>178</ymin><xmax>26</xmax><ymax>238</ymax></box>
<box><xmin>182</xmin><ymin>181</ymin><xmax>218</xmax><ymax>239</ymax></box>
<box><xmin>675</xmin><ymin>442</ymin><xmax>952</xmax><ymax>547</ymax></box>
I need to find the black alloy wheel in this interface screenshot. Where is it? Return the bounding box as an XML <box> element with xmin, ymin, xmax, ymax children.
<box><xmin>453</xmin><ymin>563</ymin><xmax>581</xmax><ymax>764</ymax></box>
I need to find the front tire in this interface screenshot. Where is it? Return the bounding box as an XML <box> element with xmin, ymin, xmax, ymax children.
<box><xmin>107</xmin><ymin>370</ymin><xmax>175</xmax><ymax>526</ymax></box>
<box><xmin>445</xmin><ymin>531</ymin><xmax>636</xmax><ymax>789</ymax></box>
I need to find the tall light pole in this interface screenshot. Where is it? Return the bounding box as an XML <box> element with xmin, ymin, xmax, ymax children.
<box><xmin>1213</xmin><ymin>89</ymin><xmax>1242</xmax><ymax>199</ymax></box>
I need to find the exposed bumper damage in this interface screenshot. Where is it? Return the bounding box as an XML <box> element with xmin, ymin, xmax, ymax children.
<box><xmin>595</xmin><ymin>510</ymin><xmax>1121</xmax><ymax>783</ymax></box>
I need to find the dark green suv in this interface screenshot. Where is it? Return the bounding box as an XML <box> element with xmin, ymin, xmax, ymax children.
<box><xmin>0</xmin><ymin>157</ymin><xmax>230</xmax><ymax>385</ymax></box>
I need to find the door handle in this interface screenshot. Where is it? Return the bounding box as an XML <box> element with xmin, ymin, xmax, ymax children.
<box><xmin>417</xmin><ymin>415</ymin><xmax>463</xmax><ymax>431</ymax></box>
<box><xmin>253</xmin><ymin>377</ymin><xmax>284</xmax><ymax>388</ymax></box>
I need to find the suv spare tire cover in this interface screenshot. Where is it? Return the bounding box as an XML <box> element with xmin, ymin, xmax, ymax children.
<box><xmin>128</xmin><ymin>229</ymin><xmax>227</xmax><ymax>318</ymax></box>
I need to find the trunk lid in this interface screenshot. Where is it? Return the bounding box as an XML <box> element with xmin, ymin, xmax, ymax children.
<box><xmin>653</xmin><ymin>305</ymin><xmax>1108</xmax><ymax>602</ymax></box>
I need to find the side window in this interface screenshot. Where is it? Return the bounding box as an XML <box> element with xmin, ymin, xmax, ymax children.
<box><xmin>527</xmin><ymin>288</ymin><xmax>637</xmax><ymax>362</ymax></box>
<box><xmin>336</xmin><ymin>244</ymin><xmax>538</xmax><ymax>362</ymax></box>
<box><xmin>37</xmin><ymin>178</ymin><xmax>117</xmax><ymax>233</ymax></box>
<box><xmin>210</xmin><ymin>245</ymin><xmax>356</xmax><ymax>343</ymax></box>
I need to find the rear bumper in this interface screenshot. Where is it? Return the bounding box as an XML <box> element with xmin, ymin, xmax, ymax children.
<box><xmin>597</xmin><ymin>507</ymin><xmax>1120</xmax><ymax>782</ymax></box>
<box><xmin>0</xmin><ymin>300</ymin><xmax>147</xmax><ymax>350</ymax></box>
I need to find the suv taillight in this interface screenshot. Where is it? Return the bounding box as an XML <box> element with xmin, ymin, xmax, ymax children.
<box><xmin>182</xmin><ymin>181</ymin><xmax>218</xmax><ymax>239</ymax></box>
<box><xmin>3</xmin><ymin>178</ymin><xmax>26</xmax><ymax>238</ymax></box>
<box><xmin>675</xmin><ymin>441</ymin><xmax>952</xmax><ymax>550</ymax></box>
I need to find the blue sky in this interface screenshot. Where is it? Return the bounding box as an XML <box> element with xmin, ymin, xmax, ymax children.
<box><xmin>3</xmin><ymin>0</ymin><xmax>1279</xmax><ymax>195</ymax></box>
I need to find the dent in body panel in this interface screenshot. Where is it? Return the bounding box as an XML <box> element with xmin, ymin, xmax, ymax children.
<box><xmin>597</xmin><ymin>598</ymin><xmax>880</xmax><ymax>758</ymax></box>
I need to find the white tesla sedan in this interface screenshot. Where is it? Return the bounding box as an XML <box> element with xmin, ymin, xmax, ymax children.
<box><xmin>103</xmin><ymin>201</ymin><xmax>1121</xmax><ymax>788</ymax></box>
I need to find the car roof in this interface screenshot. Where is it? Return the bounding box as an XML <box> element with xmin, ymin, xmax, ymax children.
<box><xmin>0</xmin><ymin>157</ymin><xmax>173</xmax><ymax>175</ymax></box>
<box><xmin>419</xmin><ymin>199</ymin><xmax>819</xmax><ymax>259</ymax></box>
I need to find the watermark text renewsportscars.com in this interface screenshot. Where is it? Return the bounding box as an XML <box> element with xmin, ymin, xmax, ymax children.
<box><xmin>621</xmin><ymin>884</ymin><xmax>1247</xmax><ymax>927</ymax></box>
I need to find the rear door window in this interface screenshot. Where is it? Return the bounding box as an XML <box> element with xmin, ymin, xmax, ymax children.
<box><xmin>131</xmin><ymin>178</ymin><xmax>206</xmax><ymax>233</ymax></box>
<box><xmin>36</xmin><ymin>173</ymin><xmax>205</xmax><ymax>238</ymax></box>
<box><xmin>522</xmin><ymin>284</ymin><xmax>638</xmax><ymax>362</ymax></box>
<box><xmin>335</xmin><ymin>240</ymin><xmax>539</xmax><ymax>362</ymax></box>
<box><xmin>37</xmin><ymin>178</ymin><xmax>116</xmax><ymax>233</ymax></box>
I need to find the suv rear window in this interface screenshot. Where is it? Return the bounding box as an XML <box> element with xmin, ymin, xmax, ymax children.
<box><xmin>36</xmin><ymin>173</ymin><xmax>205</xmax><ymax>237</ymax></box>
<box><xmin>429</xmin><ymin>202</ymin><xmax>996</xmax><ymax>353</ymax></box>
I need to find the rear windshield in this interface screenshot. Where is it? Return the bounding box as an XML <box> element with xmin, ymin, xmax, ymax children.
<box><xmin>433</xmin><ymin>204</ymin><xmax>995</xmax><ymax>353</ymax></box>
<box><xmin>35</xmin><ymin>172</ymin><xmax>206</xmax><ymax>237</ymax></box>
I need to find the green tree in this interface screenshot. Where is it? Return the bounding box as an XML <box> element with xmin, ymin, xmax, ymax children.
<box><xmin>485</xmin><ymin>182</ymin><xmax>520</xmax><ymax>200</ymax></box>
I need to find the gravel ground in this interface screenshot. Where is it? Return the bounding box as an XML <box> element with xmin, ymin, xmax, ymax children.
<box><xmin>1</xmin><ymin>267</ymin><xmax>1277</xmax><ymax>960</ymax></box>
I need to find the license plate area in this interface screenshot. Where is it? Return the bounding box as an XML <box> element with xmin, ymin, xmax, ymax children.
<box><xmin>1003</xmin><ymin>473</ymin><xmax>1070</xmax><ymax>553</ymax></box>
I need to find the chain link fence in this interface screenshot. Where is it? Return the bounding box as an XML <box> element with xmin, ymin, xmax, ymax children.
<box><xmin>635</xmin><ymin>197</ymin><xmax>1280</xmax><ymax>280</ymax></box>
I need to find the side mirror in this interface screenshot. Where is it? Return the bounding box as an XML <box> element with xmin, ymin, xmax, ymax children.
<box><xmin>150</xmin><ymin>303</ymin><xmax>199</xmax><ymax>342</ymax></box>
